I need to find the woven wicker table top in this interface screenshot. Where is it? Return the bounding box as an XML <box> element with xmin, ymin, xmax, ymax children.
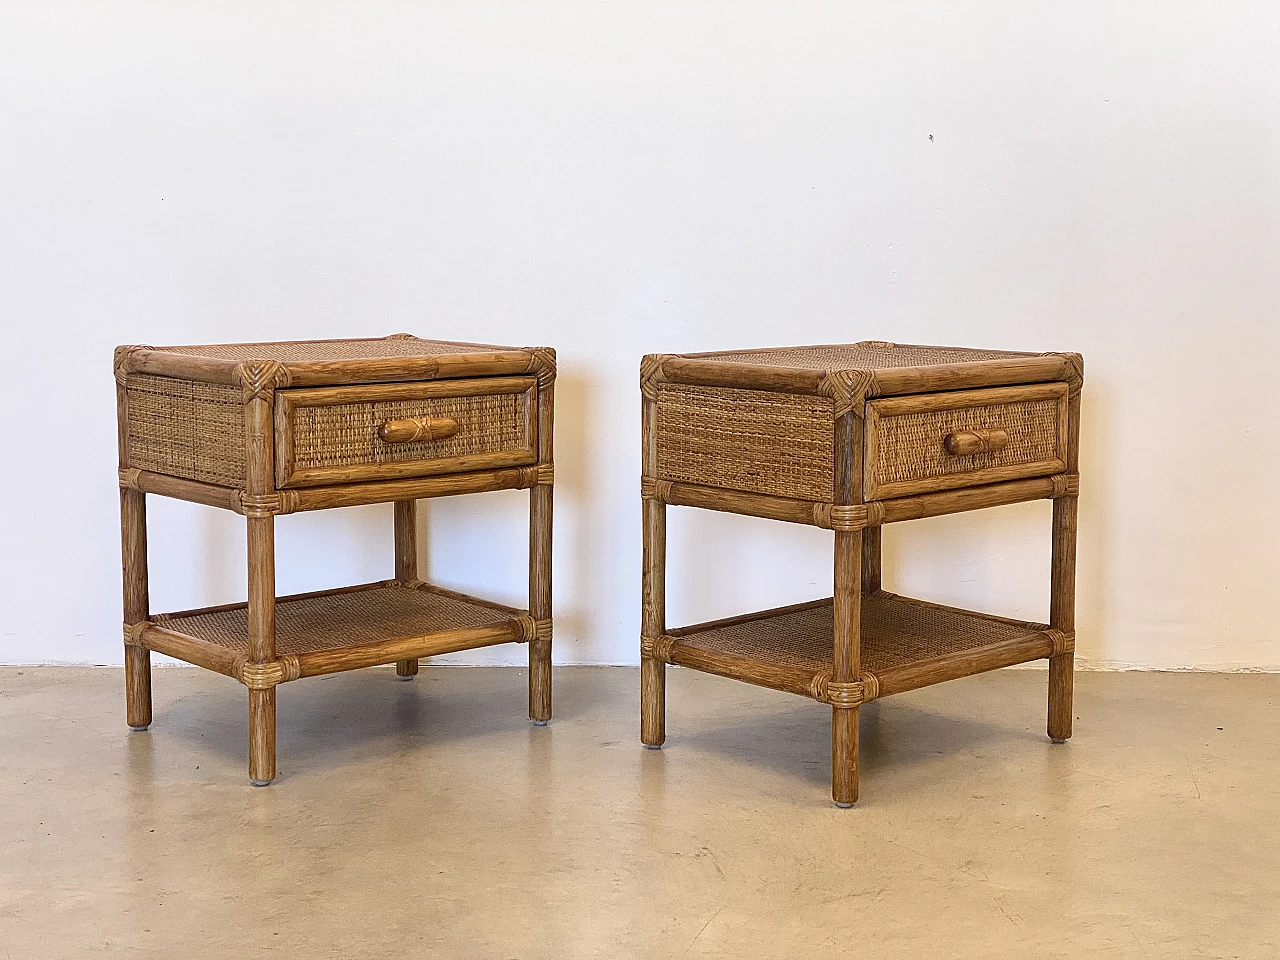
<box><xmin>681</xmin><ymin>342</ymin><xmax>1034</xmax><ymax>372</ymax></box>
<box><xmin>644</xmin><ymin>341</ymin><xmax>1081</xmax><ymax>410</ymax></box>
<box><xmin>152</xmin><ymin>335</ymin><xmax>513</xmax><ymax>363</ymax></box>
<box><xmin>116</xmin><ymin>334</ymin><xmax>556</xmax><ymax>388</ymax></box>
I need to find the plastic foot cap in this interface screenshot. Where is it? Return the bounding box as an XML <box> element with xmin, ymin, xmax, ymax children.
<box><xmin>1050</xmin><ymin>737</ymin><xmax>1068</xmax><ymax>744</ymax></box>
<box><xmin>250</xmin><ymin>779</ymin><xmax>273</xmax><ymax>787</ymax></box>
<box><xmin>395</xmin><ymin>675</ymin><xmax>415</xmax><ymax>681</ymax></box>
<box><xmin>833</xmin><ymin>801</ymin><xmax>855</xmax><ymax>808</ymax></box>
<box><xmin>128</xmin><ymin>725</ymin><xmax>149</xmax><ymax>732</ymax></box>
<box><xmin>530</xmin><ymin>719</ymin><xmax>548</xmax><ymax>726</ymax></box>
<box><xmin>643</xmin><ymin>743</ymin><xmax>663</xmax><ymax>750</ymax></box>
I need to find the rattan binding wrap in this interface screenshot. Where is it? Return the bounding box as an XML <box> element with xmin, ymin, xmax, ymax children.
<box><xmin>654</xmin><ymin>382</ymin><xmax>835</xmax><ymax>501</ymax></box>
<box><xmin>290</xmin><ymin>392</ymin><xmax>529</xmax><ymax>474</ymax></box>
<box><xmin>124</xmin><ymin>374</ymin><xmax>246</xmax><ymax>486</ymax></box>
<box><xmin>871</xmin><ymin>394</ymin><xmax>1062</xmax><ymax>489</ymax></box>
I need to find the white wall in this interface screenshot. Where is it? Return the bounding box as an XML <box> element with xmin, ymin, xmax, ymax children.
<box><xmin>2</xmin><ymin>2</ymin><xmax>1277</xmax><ymax>670</ymax></box>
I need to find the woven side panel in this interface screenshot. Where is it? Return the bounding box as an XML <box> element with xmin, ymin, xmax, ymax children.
<box><xmin>703</xmin><ymin>344</ymin><xmax>1022</xmax><ymax>371</ymax></box>
<box><xmin>162</xmin><ymin>584</ymin><xmax>512</xmax><ymax>655</ymax></box>
<box><xmin>157</xmin><ymin>338</ymin><xmax>498</xmax><ymax>361</ymax></box>
<box><xmin>655</xmin><ymin>383</ymin><xmax>834</xmax><ymax>502</ymax></box>
<box><xmin>125</xmin><ymin>375</ymin><xmax>245</xmax><ymax>486</ymax></box>
<box><xmin>680</xmin><ymin>594</ymin><xmax>1037</xmax><ymax>675</ymax></box>
<box><xmin>873</xmin><ymin>397</ymin><xmax>1061</xmax><ymax>487</ymax></box>
<box><xmin>290</xmin><ymin>393</ymin><xmax>528</xmax><ymax>471</ymax></box>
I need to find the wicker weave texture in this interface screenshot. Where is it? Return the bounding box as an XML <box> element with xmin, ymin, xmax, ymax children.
<box><xmin>697</xmin><ymin>344</ymin><xmax>1026</xmax><ymax>372</ymax></box>
<box><xmin>125</xmin><ymin>375</ymin><xmax>245</xmax><ymax>486</ymax></box>
<box><xmin>655</xmin><ymin>382</ymin><xmax>835</xmax><ymax>502</ymax></box>
<box><xmin>154</xmin><ymin>338</ymin><xmax>504</xmax><ymax>362</ymax></box>
<box><xmin>676</xmin><ymin>593</ymin><xmax>1039</xmax><ymax>676</ymax></box>
<box><xmin>290</xmin><ymin>392</ymin><xmax>530</xmax><ymax>472</ymax></box>
<box><xmin>872</xmin><ymin>396</ymin><xmax>1062</xmax><ymax>488</ymax></box>
<box><xmin>160</xmin><ymin>584</ymin><xmax>515</xmax><ymax>655</ymax></box>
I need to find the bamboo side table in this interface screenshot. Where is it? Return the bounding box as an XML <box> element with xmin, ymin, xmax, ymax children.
<box><xmin>115</xmin><ymin>335</ymin><xmax>555</xmax><ymax>785</ymax></box>
<box><xmin>638</xmin><ymin>342</ymin><xmax>1083</xmax><ymax>806</ymax></box>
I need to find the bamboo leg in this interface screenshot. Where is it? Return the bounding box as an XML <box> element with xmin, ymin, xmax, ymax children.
<box><xmin>121</xmin><ymin>488</ymin><xmax>152</xmax><ymax>730</ymax></box>
<box><xmin>247</xmin><ymin>516</ymin><xmax>277</xmax><ymax>785</ymax></box>
<box><xmin>832</xmin><ymin>704</ymin><xmax>859</xmax><ymax>806</ymax></box>
<box><xmin>1049</xmin><ymin>387</ymin><xmax>1081</xmax><ymax>744</ymax></box>
<box><xmin>1048</xmin><ymin>494</ymin><xmax>1078</xmax><ymax>742</ymax></box>
<box><xmin>861</xmin><ymin>525</ymin><xmax>882</xmax><ymax>596</ymax></box>
<box><xmin>832</xmin><ymin>529</ymin><xmax>863</xmax><ymax>806</ymax></box>
<box><xmin>528</xmin><ymin>483</ymin><xmax>553</xmax><ymax>723</ymax></box>
<box><xmin>640</xmin><ymin>384</ymin><xmax>667</xmax><ymax>749</ymax></box>
<box><xmin>393</xmin><ymin>499</ymin><xmax>420</xmax><ymax>679</ymax></box>
<box><xmin>249</xmin><ymin>689</ymin><xmax>276</xmax><ymax>785</ymax></box>
<box><xmin>640</xmin><ymin>497</ymin><xmax>667</xmax><ymax>748</ymax></box>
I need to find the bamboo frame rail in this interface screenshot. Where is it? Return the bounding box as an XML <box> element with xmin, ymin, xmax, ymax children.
<box><xmin>639</xmin><ymin>341</ymin><xmax>1083</xmax><ymax>806</ymax></box>
<box><xmin>116</xmin><ymin>335</ymin><xmax>555</xmax><ymax>785</ymax></box>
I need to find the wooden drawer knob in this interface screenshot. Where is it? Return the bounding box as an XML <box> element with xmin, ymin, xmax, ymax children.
<box><xmin>943</xmin><ymin>427</ymin><xmax>1009</xmax><ymax>456</ymax></box>
<box><xmin>377</xmin><ymin>417</ymin><xmax>460</xmax><ymax>444</ymax></box>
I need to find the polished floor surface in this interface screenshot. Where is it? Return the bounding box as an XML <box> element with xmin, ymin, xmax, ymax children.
<box><xmin>1</xmin><ymin>666</ymin><xmax>1276</xmax><ymax>958</ymax></box>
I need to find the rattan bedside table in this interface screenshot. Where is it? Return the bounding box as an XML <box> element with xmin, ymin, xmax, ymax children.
<box><xmin>638</xmin><ymin>342</ymin><xmax>1083</xmax><ymax>806</ymax></box>
<box><xmin>115</xmin><ymin>335</ymin><xmax>555</xmax><ymax>785</ymax></box>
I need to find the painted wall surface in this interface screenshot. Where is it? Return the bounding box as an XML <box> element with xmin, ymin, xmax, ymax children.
<box><xmin>2</xmin><ymin>3</ymin><xmax>1277</xmax><ymax>669</ymax></box>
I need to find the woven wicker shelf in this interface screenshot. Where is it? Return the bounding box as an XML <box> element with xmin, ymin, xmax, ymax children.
<box><xmin>139</xmin><ymin>581</ymin><xmax>538</xmax><ymax>683</ymax></box>
<box><xmin>659</xmin><ymin>592</ymin><xmax>1064</xmax><ymax>705</ymax></box>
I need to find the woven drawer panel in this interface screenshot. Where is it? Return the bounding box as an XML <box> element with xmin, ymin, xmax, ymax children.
<box><xmin>655</xmin><ymin>383</ymin><xmax>834</xmax><ymax>502</ymax></box>
<box><xmin>290</xmin><ymin>393</ymin><xmax>528</xmax><ymax>472</ymax></box>
<box><xmin>872</xmin><ymin>396</ymin><xmax>1060</xmax><ymax>488</ymax></box>
<box><xmin>125</xmin><ymin>375</ymin><xmax>245</xmax><ymax>487</ymax></box>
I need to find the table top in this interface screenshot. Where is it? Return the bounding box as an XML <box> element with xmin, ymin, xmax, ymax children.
<box><xmin>679</xmin><ymin>341</ymin><xmax>1035</xmax><ymax>372</ymax></box>
<box><xmin>643</xmin><ymin>341</ymin><xmax>1082</xmax><ymax>408</ymax></box>
<box><xmin>115</xmin><ymin>335</ymin><xmax>555</xmax><ymax>388</ymax></box>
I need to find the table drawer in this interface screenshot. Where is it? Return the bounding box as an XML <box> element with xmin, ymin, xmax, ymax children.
<box><xmin>864</xmin><ymin>383</ymin><xmax>1068</xmax><ymax>500</ymax></box>
<box><xmin>274</xmin><ymin>377</ymin><xmax>537</xmax><ymax>488</ymax></box>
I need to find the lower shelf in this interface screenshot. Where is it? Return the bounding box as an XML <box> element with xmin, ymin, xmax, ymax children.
<box><xmin>659</xmin><ymin>591</ymin><xmax>1070</xmax><ymax>704</ymax></box>
<box><xmin>136</xmin><ymin>580</ymin><xmax>539</xmax><ymax>682</ymax></box>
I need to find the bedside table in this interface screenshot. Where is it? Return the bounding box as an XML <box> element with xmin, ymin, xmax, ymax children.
<box><xmin>114</xmin><ymin>335</ymin><xmax>555</xmax><ymax>785</ymax></box>
<box><xmin>638</xmin><ymin>342</ymin><xmax>1083</xmax><ymax>806</ymax></box>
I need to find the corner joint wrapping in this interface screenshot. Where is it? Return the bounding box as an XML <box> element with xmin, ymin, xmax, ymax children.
<box><xmin>817</xmin><ymin>673</ymin><xmax>880</xmax><ymax>707</ymax></box>
<box><xmin>237</xmin><ymin>655</ymin><xmax>302</xmax><ymax>689</ymax></box>
<box><xmin>640</xmin><ymin>477</ymin><xmax>672</xmax><ymax>502</ymax></box>
<box><xmin>640</xmin><ymin>635</ymin><xmax>674</xmax><ymax>662</ymax></box>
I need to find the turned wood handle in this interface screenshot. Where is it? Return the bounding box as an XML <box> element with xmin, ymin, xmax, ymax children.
<box><xmin>377</xmin><ymin>417</ymin><xmax>460</xmax><ymax>444</ymax></box>
<box><xmin>943</xmin><ymin>427</ymin><xmax>1010</xmax><ymax>456</ymax></box>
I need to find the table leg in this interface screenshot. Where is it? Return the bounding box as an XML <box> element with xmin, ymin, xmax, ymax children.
<box><xmin>121</xmin><ymin>487</ymin><xmax>152</xmax><ymax>731</ymax></box>
<box><xmin>640</xmin><ymin>498</ymin><xmax>666</xmax><ymax>748</ymax></box>
<box><xmin>247</xmin><ymin>516</ymin><xmax>277</xmax><ymax>785</ymax></box>
<box><xmin>528</xmin><ymin>484</ymin><xmax>553</xmax><ymax>724</ymax></box>
<box><xmin>393</xmin><ymin>500</ymin><xmax>419</xmax><ymax>679</ymax></box>
<box><xmin>832</xmin><ymin>529</ymin><xmax>863</xmax><ymax>806</ymax></box>
<box><xmin>1049</xmin><ymin>494</ymin><xmax>1077</xmax><ymax>742</ymax></box>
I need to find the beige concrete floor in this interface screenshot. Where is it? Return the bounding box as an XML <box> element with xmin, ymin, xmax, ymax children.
<box><xmin>0</xmin><ymin>666</ymin><xmax>1276</xmax><ymax>959</ymax></box>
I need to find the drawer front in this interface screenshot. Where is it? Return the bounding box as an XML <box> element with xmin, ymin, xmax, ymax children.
<box><xmin>864</xmin><ymin>383</ymin><xmax>1068</xmax><ymax>501</ymax></box>
<box><xmin>654</xmin><ymin>382</ymin><xmax>836</xmax><ymax>502</ymax></box>
<box><xmin>275</xmin><ymin>377</ymin><xmax>537</xmax><ymax>488</ymax></box>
